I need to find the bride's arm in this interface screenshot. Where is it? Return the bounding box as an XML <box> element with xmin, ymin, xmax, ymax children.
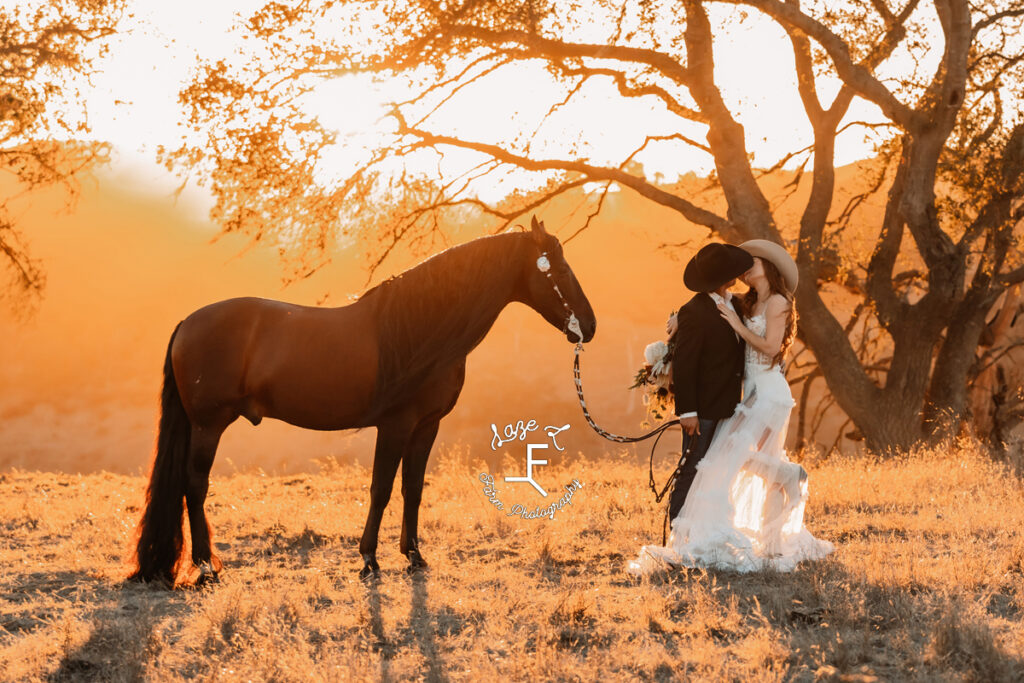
<box><xmin>717</xmin><ymin>295</ymin><xmax>789</xmax><ymax>358</ymax></box>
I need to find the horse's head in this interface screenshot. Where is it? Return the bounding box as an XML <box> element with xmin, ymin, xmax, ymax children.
<box><xmin>517</xmin><ymin>216</ymin><xmax>596</xmax><ymax>344</ymax></box>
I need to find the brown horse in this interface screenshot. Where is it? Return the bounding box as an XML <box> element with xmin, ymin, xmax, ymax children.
<box><xmin>128</xmin><ymin>217</ymin><xmax>596</xmax><ymax>585</ymax></box>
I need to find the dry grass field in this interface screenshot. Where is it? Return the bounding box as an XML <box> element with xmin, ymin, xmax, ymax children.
<box><xmin>2</xmin><ymin>441</ymin><xmax>1023</xmax><ymax>682</ymax></box>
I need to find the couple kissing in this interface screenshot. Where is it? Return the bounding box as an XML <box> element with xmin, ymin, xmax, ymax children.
<box><xmin>628</xmin><ymin>240</ymin><xmax>835</xmax><ymax>575</ymax></box>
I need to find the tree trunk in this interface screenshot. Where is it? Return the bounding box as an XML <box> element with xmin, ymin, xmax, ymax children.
<box><xmin>967</xmin><ymin>286</ymin><xmax>1022</xmax><ymax>439</ymax></box>
<box><xmin>923</xmin><ymin>302</ymin><xmax>990</xmax><ymax>438</ymax></box>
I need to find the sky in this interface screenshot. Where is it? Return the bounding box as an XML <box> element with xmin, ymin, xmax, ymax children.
<box><xmin>70</xmin><ymin>0</ymin><xmax>905</xmax><ymax>206</ymax></box>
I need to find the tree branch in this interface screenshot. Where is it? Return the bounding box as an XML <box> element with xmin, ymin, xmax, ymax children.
<box><xmin>391</xmin><ymin>109</ymin><xmax>734</xmax><ymax>236</ymax></box>
<box><xmin>972</xmin><ymin>6</ymin><xmax>1024</xmax><ymax>38</ymax></box>
<box><xmin>442</xmin><ymin>25</ymin><xmax>692</xmax><ymax>88</ymax></box>
<box><xmin>682</xmin><ymin>0</ymin><xmax>778</xmax><ymax>238</ymax></box>
<box><xmin>723</xmin><ymin>0</ymin><xmax>918</xmax><ymax>128</ymax></box>
<box><xmin>554</xmin><ymin>64</ymin><xmax>706</xmax><ymax>123</ymax></box>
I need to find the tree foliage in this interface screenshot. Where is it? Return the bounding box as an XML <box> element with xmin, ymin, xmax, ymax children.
<box><xmin>168</xmin><ymin>0</ymin><xmax>1024</xmax><ymax>451</ymax></box>
<box><xmin>0</xmin><ymin>0</ymin><xmax>125</xmax><ymax>314</ymax></box>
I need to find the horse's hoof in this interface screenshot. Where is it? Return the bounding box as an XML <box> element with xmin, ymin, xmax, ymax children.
<box><xmin>187</xmin><ymin>561</ymin><xmax>220</xmax><ymax>589</ymax></box>
<box><xmin>359</xmin><ymin>555</ymin><xmax>381</xmax><ymax>582</ymax></box>
<box><xmin>406</xmin><ymin>548</ymin><xmax>429</xmax><ymax>572</ymax></box>
<box><xmin>193</xmin><ymin>572</ymin><xmax>220</xmax><ymax>588</ymax></box>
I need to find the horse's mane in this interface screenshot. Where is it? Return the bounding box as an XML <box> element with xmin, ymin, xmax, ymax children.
<box><xmin>359</xmin><ymin>231</ymin><xmax>526</xmax><ymax>418</ymax></box>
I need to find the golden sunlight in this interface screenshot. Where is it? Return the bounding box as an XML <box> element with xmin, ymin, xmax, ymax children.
<box><xmin>3</xmin><ymin>1</ymin><xmax>1023</xmax><ymax>679</ymax></box>
<box><xmin>77</xmin><ymin>0</ymin><xmax>897</xmax><ymax>195</ymax></box>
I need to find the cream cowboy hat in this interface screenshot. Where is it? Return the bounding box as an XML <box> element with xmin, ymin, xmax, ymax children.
<box><xmin>739</xmin><ymin>240</ymin><xmax>799</xmax><ymax>293</ymax></box>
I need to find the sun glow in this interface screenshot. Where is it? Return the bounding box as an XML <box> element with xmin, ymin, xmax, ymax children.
<box><xmin>69</xmin><ymin>0</ymin><xmax>914</xmax><ymax>203</ymax></box>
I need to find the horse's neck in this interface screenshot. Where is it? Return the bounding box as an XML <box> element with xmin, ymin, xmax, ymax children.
<box><xmin>451</xmin><ymin>236</ymin><xmax>522</xmax><ymax>353</ymax></box>
<box><xmin>369</xmin><ymin>233</ymin><xmax>523</xmax><ymax>356</ymax></box>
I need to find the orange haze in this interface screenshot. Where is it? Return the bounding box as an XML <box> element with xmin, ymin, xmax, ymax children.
<box><xmin>1</xmin><ymin>159</ymin><xmax>867</xmax><ymax>475</ymax></box>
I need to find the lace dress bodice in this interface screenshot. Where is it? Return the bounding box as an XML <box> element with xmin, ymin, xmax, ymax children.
<box><xmin>740</xmin><ymin>312</ymin><xmax>793</xmax><ymax>409</ymax></box>
<box><xmin>743</xmin><ymin>313</ymin><xmax>776</xmax><ymax>372</ymax></box>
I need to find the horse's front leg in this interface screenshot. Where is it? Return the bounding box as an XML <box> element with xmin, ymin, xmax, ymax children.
<box><xmin>359</xmin><ymin>419</ymin><xmax>412</xmax><ymax>580</ymax></box>
<box><xmin>400</xmin><ymin>417</ymin><xmax>442</xmax><ymax>573</ymax></box>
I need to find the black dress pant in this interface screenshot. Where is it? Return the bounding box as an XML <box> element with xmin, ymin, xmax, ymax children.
<box><xmin>667</xmin><ymin>417</ymin><xmax>720</xmax><ymax>522</ymax></box>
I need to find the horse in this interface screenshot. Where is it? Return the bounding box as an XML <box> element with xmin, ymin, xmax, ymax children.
<box><xmin>127</xmin><ymin>216</ymin><xmax>596</xmax><ymax>585</ymax></box>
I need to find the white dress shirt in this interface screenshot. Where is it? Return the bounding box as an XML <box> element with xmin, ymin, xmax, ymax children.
<box><xmin>678</xmin><ymin>291</ymin><xmax>735</xmax><ymax>421</ymax></box>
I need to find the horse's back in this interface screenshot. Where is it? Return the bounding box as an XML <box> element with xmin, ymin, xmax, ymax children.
<box><xmin>184</xmin><ymin>296</ymin><xmax>311</xmax><ymax>323</ymax></box>
<box><xmin>171</xmin><ymin>296</ymin><xmax>380</xmax><ymax>430</ymax></box>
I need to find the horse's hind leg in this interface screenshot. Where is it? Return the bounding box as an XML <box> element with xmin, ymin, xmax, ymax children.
<box><xmin>185</xmin><ymin>424</ymin><xmax>225</xmax><ymax>586</ymax></box>
<box><xmin>400</xmin><ymin>417</ymin><xmax>441</xmax><ymax>572</ymax></box>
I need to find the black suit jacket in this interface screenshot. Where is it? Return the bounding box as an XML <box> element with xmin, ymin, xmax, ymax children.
<box><xmin>670</xmin><ymin>292</ymin><xmax>745</xmax><ymax>420</ymax></box>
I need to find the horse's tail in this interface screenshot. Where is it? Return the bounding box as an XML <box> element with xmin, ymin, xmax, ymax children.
<box><xmin>128</xmin><ymin>321</ymin><xmax>190</xmax><ymax>585</ymax></box>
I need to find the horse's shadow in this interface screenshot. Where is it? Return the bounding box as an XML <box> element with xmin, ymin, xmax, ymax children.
<box><xmin>410</xmin><ymin>573</ymin><xmax>446</xmax><ymax>683</ymax></box>
<box><xmin>2</xmin><ymin>570</ymin><xmax>107</xmax><ymax>642</ymax></box>
<box><xmin>361</xmin><ymin>572</ymin><xmax>448</xmax><ymax>683</ymax></box>
<box><xmin>45</xmin><ymin>579</ymin><xmax>190</xmax><ymax>682</ymax></box>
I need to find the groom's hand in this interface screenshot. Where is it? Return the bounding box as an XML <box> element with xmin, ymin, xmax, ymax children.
<box><xmin>679</xmin><ymin>416</ymin><xmax>700</xmax><ymax>435</ymax></box>
<box><xmin>665</xmin><ymin>312</ymin><xmax>678</xmax><ymax>338</ymax></box>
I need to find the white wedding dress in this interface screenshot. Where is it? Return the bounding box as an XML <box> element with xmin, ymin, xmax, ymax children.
<box><xmin>627</xmin><ymin>313</ymin><xmax>835</xmax><ymax>575</ymax></box>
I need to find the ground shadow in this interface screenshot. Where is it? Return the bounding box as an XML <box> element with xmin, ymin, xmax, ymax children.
<box><xmin>46</xmin><ymin>581</ymin><xmax>193</xmax><ymax>682</ymax></box>
<box><xmin>361</xmin><ymin>578</ymin><xmax>393</xmax><ymax>681</ymax></box>
<box><xmin>409</xmin><ymin>572</ymin><xmax>448</xmax><ymax>683</ymax></box>
<box><xmin>646</xmin><ymin>558</ymin><xmax>1024</xmax><ymax>681</ymax></box>
<box><xmin>359</xmin><ymin>571</ymin><xmax>450</xmax><ymax>682</ymax></box>
<box><xmin>1</xmin><ymin>570</ymin><xmax>108</xmax><ymax>640</ymax></box>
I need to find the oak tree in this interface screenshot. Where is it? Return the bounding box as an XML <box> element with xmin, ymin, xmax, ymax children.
<box><xmin>167</xmin><ymin>0</ymin><xmax>1024</xmax><ymax>452</ymax></box>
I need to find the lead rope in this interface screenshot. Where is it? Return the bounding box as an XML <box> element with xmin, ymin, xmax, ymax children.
<box><xmin>538</xmin><ymin>252</ymin><xmax>686</xmax><ymax>545</ymax></box>
<box><xmin>573</xmin><ymin>341</ymin><xmax>695</xmax><ymax>545</ymax></box>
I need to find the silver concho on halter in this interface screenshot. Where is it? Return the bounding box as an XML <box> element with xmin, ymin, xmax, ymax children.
<box><xmin>566</xmin><ymin>313</ymin><xmax>584</xmax><ymax>344</ymax></box>
<box><xmin>537</xmin><ymin>252</ymin><xmax>584</xmax><ymax>344</ymax></box>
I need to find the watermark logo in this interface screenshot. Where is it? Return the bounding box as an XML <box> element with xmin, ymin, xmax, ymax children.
<box><xmin>504</xmin><ymin>443</ymin><xmax>549</xmax><ymax>495</ymax></box>
<box><xmin>479</xmin><ymin>419</ymin><xmax>584</xmax><ymax>521</ymax></box>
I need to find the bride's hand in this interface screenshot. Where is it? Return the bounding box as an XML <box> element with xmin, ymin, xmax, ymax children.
<box><xmin>717</xmin><ymin>302</ymin><xmax>744</xmax><ymax>332</ymax></box>
<box><xmin>665</xmin><ymin>312</ymin><xmax>678</xmax><ymax>338</ymax></box>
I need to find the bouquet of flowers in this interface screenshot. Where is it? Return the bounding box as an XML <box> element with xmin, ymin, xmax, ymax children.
<box><xmin>630</xmin><ymin>320</ymin><xmax>677</xmax><ymax>426</ymax></box>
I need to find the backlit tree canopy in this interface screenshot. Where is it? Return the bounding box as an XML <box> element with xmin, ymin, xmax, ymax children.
<box><xmin>166</xmin><ymin>0</ymin><xmax>1024</xmax><ymax>451</ymax></box>
<box><xmin>0</xmin><ymin>0</ymin><xmax>126</xmax><ymax>313</ymax></box>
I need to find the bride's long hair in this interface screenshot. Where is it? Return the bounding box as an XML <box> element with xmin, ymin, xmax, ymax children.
<box><xmin>740</xmin><ymin>258</ymin><xmax>798</xmax><ymax>368</ymax></box>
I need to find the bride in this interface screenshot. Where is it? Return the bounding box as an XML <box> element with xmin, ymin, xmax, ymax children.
<box><xmin>628</xmin><ymin>240</ymin><xmax>835</xmax><ymax>575</ymax></box>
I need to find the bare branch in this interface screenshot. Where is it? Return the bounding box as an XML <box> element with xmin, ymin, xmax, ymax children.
<box><xmin>563</xmin><ymin>181</ymin><xmax>613</xmax><ymax>244</ymax></box>
<box><xmin>999</xmin><ymin>264</ymin><xmax>1024</xmax><ymax>286</ymax></box>
<box><xmin>443</xmin><ymin>25</ymin><xmax>692</xmax><ymax>88</ymax></box>
<box><xmin>723</xmin><ymin>0</ymin><xmax>918</xmax><ymax>128</ymax></box>
<box><xmin>828</xmin><ymin>156</ymin><xmax>890</xmax><ymax>231</ymax></box>
<box><xmin>391</xmin><ymin>109</ymin><xmax>735</xmax><ymax>236</ymax></box>
<box><xmin>972</xmin><ymin>7</ymin><xmax>1024</xmax><ymax>38</ymax></box>
<box><xmin>554</xmin><ymin>64</ymin><xmax>706</xmax><ymax>123</ymax></box>
<box><xmin>682</xmin><ymin>0</ymin><xmax>778</xmax><ymax>237</ymax></box>
<box><xmin>411</xmin><ymin>55</ymin><xmax>514</xmax><ymax>128</ymax></box>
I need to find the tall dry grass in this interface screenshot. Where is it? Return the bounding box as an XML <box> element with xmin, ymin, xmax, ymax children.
<box><xmin>1</xmin><ymin>440</ymin><xmax>1023</xmax><ymax>681</ymax></box>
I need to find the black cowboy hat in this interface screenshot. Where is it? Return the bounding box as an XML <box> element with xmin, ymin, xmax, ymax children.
<box><xmin>683</xmin><ymin>242</ymin><xmax>754</xmax><ymax>293</ymax></box>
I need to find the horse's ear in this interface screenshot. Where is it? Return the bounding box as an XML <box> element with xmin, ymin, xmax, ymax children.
<box><xmin>530</xmin><ymin>215</ymin><xmax>547</xmax><ymax>245</ymax></box>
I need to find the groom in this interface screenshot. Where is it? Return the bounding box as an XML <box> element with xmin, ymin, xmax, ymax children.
<box><xmin>666</xmin><ymin>242</ymin><xmax>754</xmax><ymax>523</ymax></box>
